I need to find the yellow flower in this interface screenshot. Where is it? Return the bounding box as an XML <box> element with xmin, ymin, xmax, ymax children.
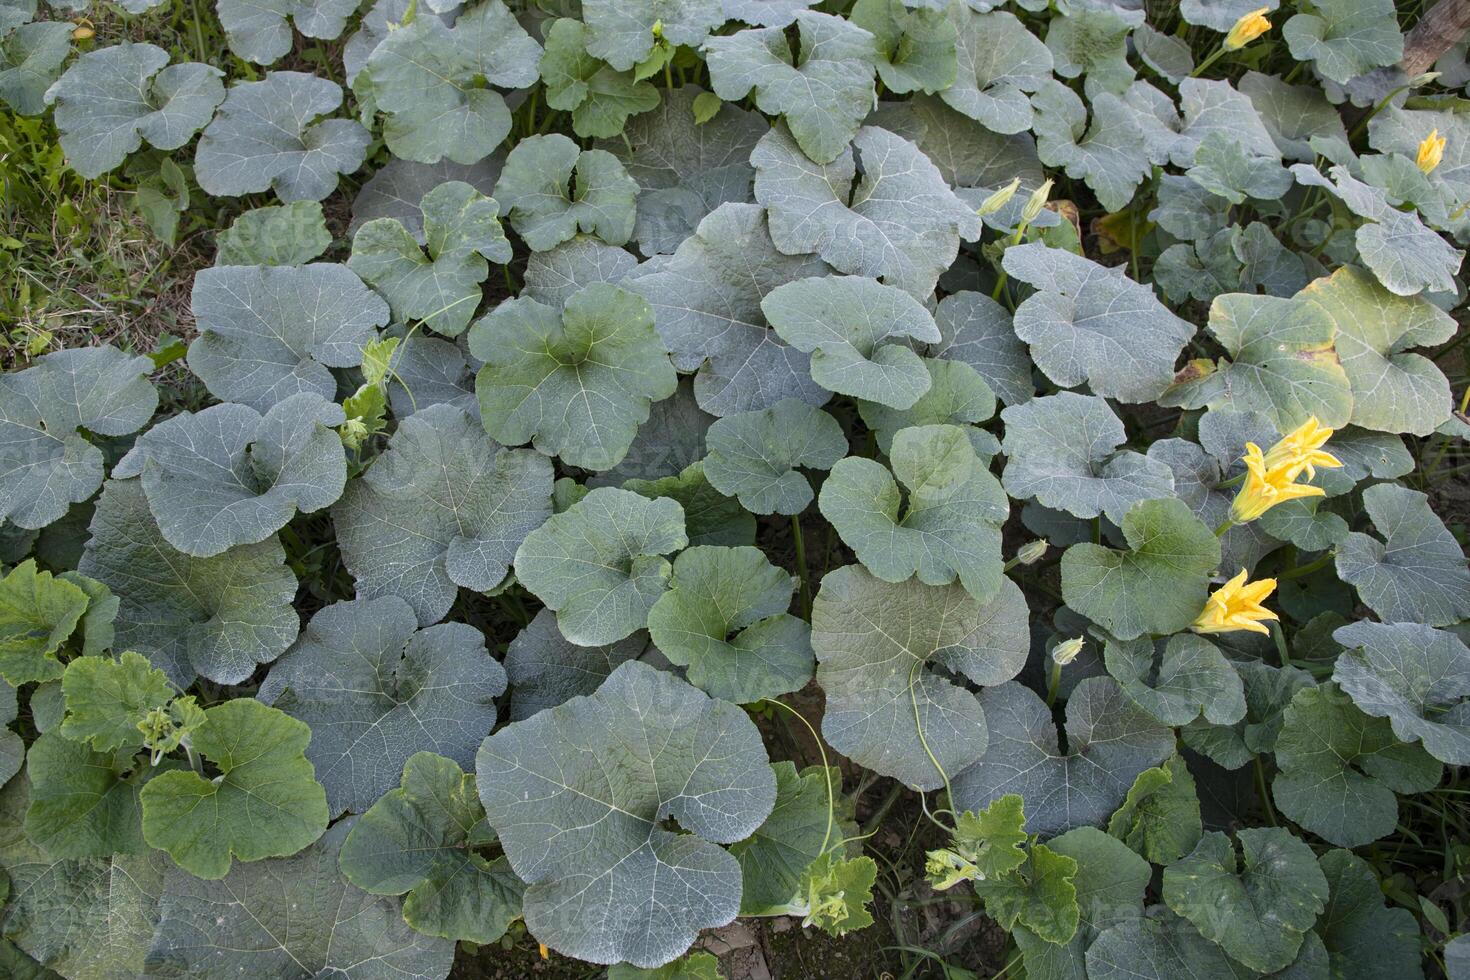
<box><xmin>1418</xmin><ymin>128</ymin><xmax>1446</xmax><ymax>174</ymax></box>
<box><xmin>1192</xmin><ymin>569</ymin><xmax>1279</xmax><ymax>636</ymax></box>
<box><xmin>1224</xmin><ymin>7</ymin><xmax>1271</xmax><ymax>50</ymax></box>
<box><xmin>1230</xmin><ymin>442</ymin><xmax>1325</xmax><ymax>522</ymax></box>
<box><xmin>1261</xmin><ymin>416</ymin><xmax>1342</xmax><ymax>481</ymax></box>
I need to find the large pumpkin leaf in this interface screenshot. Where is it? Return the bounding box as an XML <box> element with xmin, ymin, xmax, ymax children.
<box><xmin>1030</xmin><ymin>79</ymin><xmax>1150</xmax><ymax>212</ymax></box>
<box><xmin>1182</xmin><ymin>660</ymin><xmax>1315</xmax><ymax>771</ymax></box>
<box><xmin>1045</xmin><ymin>5</ymin><xmax>1137</xmax><ymax>98</ymax></box>
<box><xmin>514</xmin><ymin>486</ymin><xmax>687</xmax><ymax>646</ymax></box>
<box><xmin>187</xmin><ymin>263</ymin><xmax>389</xmax><ymax>413</ymax></box>
<box><xmin>951</xmin><ymin>677</ymin><xmax>1175</xmax><ymax>838</ymax></box>
<box><xmin>812</xmin><ymin>565</ymin><xmax>1028</xmax><ymax>790</ymax></box>
<box><xmin>350</xmin><ymin>155</ymin><xmax>503</xmax><ymax>245</ymax></box>
<box><xmin>77</xmin><ymin>480</ymin><xmax>298</xmax><ymax>687</ymax></box>
<box><xmin>0</xmin><ymin>22</ymin><xmax>69</xmax><ymax>116</ymax></box>
<box><xmin>762</xmin><ymin>275</ymin><xmax>941</xmax><ymax>408</ymax></box>
<box><xmin>729</xmin><ymin>761</ymin><xmax>844</xmax><ymax>914</ymax></box>
<box><xmin>623</xmin><ymin>203</ymin><xmax>831</xmax><ymax>417</ymax></box>
<box><xmin>751</xmin><ymin>124</ymin><xmax>982</xmax><ymax>299</ymax></box>
<box><xmin>111</xmin><ymin>392</ymin><xmax>346</xmax><ymax>557</ymax></box>
<box><xmin>145</xmin><ymin>817</ymin><xmax>454</xmax><ymax>977</ymax></box>
<box><xmin>216</xmin><ymin>201</ymin><xmax>332</xmax><ymax>266</ymax></box>
<box><xmin>1335</xmin><ymin>482</ymin><xmax>1470</xmax><ymax>627</ymax></box>
<box><xmin>259</xmin><ymin>596</ymin><xmax>505</xmax><ymax>815</ymax></box>
<box><xmin>22</xmin><ymin>732</ymin><xmax>154</xmax><ymax>859</ymax></box>
<box><xmin>469</xmin><ymin>283</ymin><xmax>676</xmax><ymax>471</ymax></box>
<box><xmin>1002</xmin><ymin>243</ymin><xmax>1194</xmax><ymax>403</ymax></box>
<box><xmin>1272</xmin><ymin>684</ymin><xmax>1441</xmax><ymax>848</ymax></box>
<box><xmin>215</xmin><ymin>0</ymin><xmax>362</xmax><ymax>65</ymax></box>
<box><xmin>338</xmin><ymin>752</ymin><xmax>523</xmax><ymax>943</ymax></box>
<box><xmin>702</xmin><ymin>400</ymin><xmax>846</xmax><ymax>515</ymax></box>
<box><xmin>1315</xmin><ymin>849</ymin><xmax>1425</xmax><ymax>980</ymax></box>
<box><xmin>705</xmin><ymin>11</ymin><xmax>878</xmax><ymax>165</ymax></box>
<box><xmin>139</xmin><ymin>698</ymin><xmax>328</xmax><ymax>878</ymax></box>
<box><xmin>930</xmin><ymin>290</ymin><xmax>1033</xmax><ymax>408</ymax></box>
<box><xmin>647</xmin><ymin>545</ymin><xmax>812</xmax><ymax>703</ymax></box>
<box><xmin>523</xmin><ymin>235</ymin><xmax>637</xmax><ymax>310</ymax></box>
<box><xmin>476</xmin><ymin>661</ymin><xmax>776</xmax><ymax>968</ymax></box>
<box><xmin>582</xmin><ymin>0</ymin><xmax>722</xmax><ymax>70</ymax></box>
<box><xmin>590</xmin><ymin>379</ymin><xmax>713</xmax><ymax>488</ymax></box>
<box><xmin>359</xmin><ymin>0</ymin><xmax>540</xmax><ymax>165</ymax></box>
<box><xmin>940</xmin><ymin>7</ymin><xmax>1050</xmax><ymax>133</ymax></box>
<box><xmin>494</xmin><ymin>133</ymin><xmax>638</xmax><ymax>251</ymax></box>
<box><xmin>0</xmin><ymin>345</ymin><xmax>157</xmax><ymax>531</ymax></box>
<box><xmin>856</xmin><ymin>358</ymin><xmax>997</xmax><ymax>456</ymax></box>
<box><xmin>1000</xmin><ymin>392</ymin><xmax>1174</xmax><ymax>523</ymax></box>
<box><xmin>1162</xmin><ymin>828</ymin><xmax>1329</xmax><ymax>973</ymax></box>
<box><xmin>1105</xmin><ymin>755</ymin><xmax>1203</xmax><ymax>865</ymax></box>
<box><xmin>349</xmin><ymin>180</ymin><xmax>511</xmax><ymax>338</ymax></box>
<box><xmin>503</xmin><ymin>608</ymin><xmax>654</xmax><ymax>721</ymax></box>
<box><xmin>332</xmin><ymin>404</ymin><xmax>553</xmax><ymax>626</ymax></box>
<box><xmin>1104</xmin><ymin>633</ymin><xmax>1246</xmax><ymax>727</ymax></box>
<box><xmin>540</xmin><ymin>18</ymin><xmax>659</xmax><ymax>141</ymax></box>
<box><xmin>1333</xmin><ymin>621</ymin><xmax>1470</xmax><ymax>766</ymax></box>
<box><xmin>195</xmin><ymin>72</ymin><xmax>369</xmax><ymax>201</ymax></box>
<box><xmin>1282</xmin><ymin>0</ymin><xmax>1403</xmax><ymax>85</ymax></box>
<box><xmin>1161</xmin><ymin>291</ymin><xmax>1353</xmax><ymax>432</ymax></box>
<box><xmin>849</xmin><ymin>0</ymin><xmax>956</xmax><ymax>96</ymax></box>
<box><xmin>44</xmin><ymin>43</ymin><xmax>222</xmax><ymax>179</ymax></box>
<box><xmin>820</xmin><ymin>424</ymin><xmax>1007</xmax><ymax>601</ymax></box>
<box><xmin>1086</xmin><ymin>906</ymin><xmax>1274</xmax><ymax>980</ymax></box>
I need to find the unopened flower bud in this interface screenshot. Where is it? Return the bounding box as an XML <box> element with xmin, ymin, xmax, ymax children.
<box><xmin>976</xmin><ymin>178</ymin><xmax>1020</xmax><ymax>217</ymax></box>
<box><xmin>1020</xmin><ymin>179</ymin><xmax>1053</xmax><ymax>225</ymax></box>
<box><xmin>1016</xmin><ymin>539</ymin><xmax>1048</xmax><ymax>565</ymax></box>
<box><xmin>1051</xmin><ymin>636</ymin><xmax>1084</xmax><ymax>666</ymax></box>
<box><xmin>1223</xmin><ymin>7</ymin><xmax>1270</xmax><ymax>50</ymax></box>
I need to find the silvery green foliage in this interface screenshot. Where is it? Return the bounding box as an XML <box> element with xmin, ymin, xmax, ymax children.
<box><xmin>77</xmin><ymin>480</ymin><xmax>299</xmax><ymax>687</ymax></box>
<box><xmin>494</xmin><ymin>134</ymin><xmax>639</xmax><ymax>251</ymax></box>
<box><xmin>930</xmin><ymin>291</ymin><xmax>1033</xmax><ymax>406</ymax></box>
<box><xmin>703</xmin><ymin>399</ymin><xmax>846</xmax><ymax>515</ymax></box>
<box><xmin>349</xmin><ymin>180</ymin><xmax>511</xmax><ymax>338</ymax></box>
<box><xmin>0</xmin><ymin>346</ymin><xmax>157</xmax><ymax>530</ymax></box>
<box><xmin>540</xmin><ymin>18</ymin><xmax>659</xmax><ymax>142</ymax></box>
<box><xmin>584</xmin><ymin>0</ymin><xmax>724</xmax><ymax>70</ymax></box>
<box><xmin>623</xmin><ymin>202</ymin><xmax>831</xmax><ymax>416</ymax></box>
<box><xmin>514</xmin><ymin>487</ymin><xmax>687</xmax><ymax>646</ymax></box>
<box><xmin>849</xmin><ymin>0</ymin><xmax>956</xmax><ymax>96</ymax></box>
<box><xmin>216</xmin><ymin>0</ymin><xmax>363</xmax><ymax>65</ymax></box>
<box><xmin>1030</xmin><ymin>79</ymin><xmax>1149</xmax><ymax>212</ymax></box>
<box><xmin>476</xmin><ymin>661</ymin><xmax>775</xmax><ymax>967</ymax></box>
<box><xmin>1045</xmin><ymin>5</ymin><xmax>1138</xmax><ymax>98</ymax></box>
<box><xmin>259</xmin><ymin>596</ymin><xmax>506</xmax><ymax>815</ymax></box>
<box><xmin>359</xmin><ymin>0</ymin><xmax>541</xmax><ymax>165</ymax></box>
<box><xmin>1282</xmin><ymin>0</ymin><xmax>1403</xmax><ymax>85</ymax></box>
<box><xmin>350</xmin><ymin>155</ymin><xmax>503</xmax><ymax>244</ymax></box>
<box><xmin>941</xmin><ymin>8</ymin><xmax>1050</xmax><ymax>132</ymax></box>
<box><xmin>386</xmin><ymin>334</ymin><xmax>480</xmax><ymax>419</ymax></box>
<box><xmin>1104</xmin><ymin>634</ymin><xmax>1246</xmax><ymax>727</ymax></box>
<box><xmin>343</xmin><ymin>0</ymin><xmax>461</xmax><ymax>84</ymax></box>
<box><xmin>333</xmin><ymin>404</ymin><xmax>553</xmax><ymax>626</ymax></box>
<box><xmin>1124</xmin><ymin>78</ymin><xmax>1279</xmax><ymax>169</ymax></box>
<box><xmin>1333</xmin><ymin>621</ymin><xmax>1470</xmax><ymax>766</ymax></box>
<box><xmin>44</xmin><ymin>43</ymin><xmax>223</xmax><ymax>179</ymax></box>
<box><xmin>1335</xmin><ymin>483</ymin><xmax>1470</xmax><ymax>628</ymax></box>
<box><xmin>1180</xmin><ymin>0</ymin><xmax>1278</xmax><ymax>32</ymax></box>
<box><xmin>812</xmin><ymin>565</ymin><xmax>1028</xmax><ymax>790</ymax></box>
<box><xmin>503</xmin><ymin>609</ymin><xmax>653</xmax><ymax>721</ymax></box>
<box><xmin>111</xmin><ymin>392</ymin><xmax>346</xmax><ymax>557</ymax></box>
<box><xmin>195</xmin><ymin>72</ymin><xmax>369</xmax><ymax>201</ymax></box>
<box><xmin>216</xmin><ymin>201</ymin><xmax>332</xmax><ymax>266</ymax></box>
<box><xmin>0</xmin><ymin>21</ymin><xmax>70</xmax><ymax>116</ymax></box>
<box><xmin>951</xmin><ymin>677</ymin><xmax>1175</xmax><ymax>838</ymax></box>
<box><xmin>523</xmin><ymin>235</ymin><xmax>637</xmax><ymax>310</ymax></box>
<box><xmin>187</xmin><ymin>263</ymin><xmax>390</xmax><ymax>413</ymax></box>
<box><xmin>752</xmin><ymin>124</ymin><xmax>982</xmax><ymax>299</ymax></box>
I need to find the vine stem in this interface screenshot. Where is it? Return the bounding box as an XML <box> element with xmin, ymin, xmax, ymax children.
<box><xmin>909</xmin><ymin>660</ymin><xmax>954</xmax><ymax>830</ymax></box>
<box><xmin>761</xmin><ymin>698</ymin><xmax>834</xmax><ymax>854</ymax></box>
<box><xmin>1276</xmin><ymin>551</ymin><xmax>1336</xmax><ymax>581</ymax></box>
<box><xmin>791</xmin><ymin>513</ymin><xmax>811</xmax><ymax>619</ymax></box>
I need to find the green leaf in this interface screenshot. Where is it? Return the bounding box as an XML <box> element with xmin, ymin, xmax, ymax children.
<box><xmin>952</xmin><ymin>678</ymin><xmax>1176</xmax><ymax>838</ymax></box>
<box><xmin>0</xmin><ymin>22</ymin><xmax>70</xmax><ymax>116</ymax></box>
<box><xmin>540</xmin><ymin>19</ymin><xmax>660</xmax><ymax>141</ymax></box>
<box><xmin>1314</xmin><ymin>849</ymin><xmax>1424</xmax><ymax>980</ymax></box>
<box><xmin>339</xmin><ymin>752</ymin><xmax>522</xmax><ymax>943</ymax></box>
<box><xmin>609</xmin><ymin>951</ymin><xmax>724</xmax><ymax>980</ymax></box>
<box><xmin>983</xmin><ymin>396</ymin><xmax>1140</xmax><ymax>526</ymax></box>
<box><xmin>349</xmin><ymin>181</ymin><xmax>511</xmax><ymax>338</ymax></box>
<box><xmin>730</xmin><ymin>762</ymin><xmax>841</xmax><ymax>914</ymax></box>
<box><xmin>146</xmin><ymin>817</ymin><xmax>454</xmax><ymax>975</ymax></box>
<box><xmin>215</xmin><ymin>0</ymin><xmax>362</xmax><ymax>64</ymax></box>
<box><xmin>763</xmin><ymin>275</ymin><xmax>941</xmax><ymax>409</ymax></box>
<box><xmin>953</xmin><ymin>794</ymin><xmax>1028</xmax><ymax>881</ymax></box>
<box><xmin>1273</xmin><ymin>684</ymin><xmax>1442</xmax><ymax>847</ymax></box>
<box><xmin>1002</xmin><ymin>243</ymin><xmax>1195</xmax><ymax>403</ymax></box>
<box><xmin>112</xmin><ymin>391</ymin><xmax>346</xmax><ymax>557</ymax></box>
<box><xmin>1282</xmin><ymin>0</ymin><xmax>1403</xmax><ymax>85</ymax></box>
<box><xmin>1061</xmin><ymin>498</ymin><xmax>1220</xmax><ymax>641</ymax></box>
<box><xmin>705</xmin><ymin>11</ymin><xmax>877</xmax><ymax>164</ymax></box>
<box><xmin>477</xmin><ymin>661</ymin><xmax>775</xmax><ymax>968</ymax></box>
<box><xmin>792</xmin><ymin>852</ymin><xmax>877</xmax><ymax>937</ymax></box>
<box><xmin>941</xmin><ymin>8</ymin><xmax>1050</xmax><ymax>133</ymax></box>
<box><xmin>1240</xmin><ymin>68</ymin><xmax>1347</xmax><ymax>162</ymax></box>
<box><xmin>504</xmin><ymin>608</ymin><xmax>654</xmax><ymax>721</ymax></box>
<box><xmin>0</xmin><ymin>345</ymin><xmax>158</xmax><ymax>530</ymax></box>
<box><xmin>514</xmin><ymin>486</ymin><xmax>687</xmax><ymax>646</ymax></box>
<box><xmin>931</xmin><ymin>290</ymin><xmax>1033</xmax><ymax>407</ymax></box>
<box><xmin>0</xmin><ymin>559</ymin><xmax>88</xmax><ymax>685</ymax></box>
<box><xmin>350</xmin><ymin>156</ymin><xmax>503</xmax><ymax>245</ymax></box>
<box><xmin>975</xmin><ymin>842</ymin><xmax>1078</xmax><ymax>945</ymax></box>
<box><xmin>1031</xmin><ymin>79</ymin><xmax>1150</xmax><ymax>212</ymax></box>
<box><xmin>23</xmin><ymin>731</ymin><xmax>157</xmax><ymax>858</ymax></box>
<box><xmin>647</xmin><ymin>545</ymin><xmax>811</xmax><ymax>703</ymax></box>
<box><xmin>1182</xmin><ymin>660</ymin><xmax>1317</xmax><ymax>769</ymax></box>
<box><xmin>59</xmin><ymin>651</ymin><xmax>174</xmax><ymax>752</ymax></box>
<box><xmin>140</xmin><ymin>698</ymin><xmax>328</xmax><ymax>878</ymax></box>
<box><xmin>1186</xmin><ymin>131</ymin><xmax>1293</xmax><ymax>204</ymax></box>
<box><xmin>360</xmin><ymin>1</ymin><xmax>540</xmax><ymax>165</ymax></box>
<box><xmin>1333</xmin><ymin>621</ymin><xmax>1470</xmax><ymax>766</ymax></box>
<box><xmin>1045</xmin><ymin>6</ymin><xmax>1136</xmax><ymax>98</ymax></box>
<box><xmin>332</xmin><ymin>404</ymin><xmax>553</xmax><ymax>626</ymax></box>
<box><xmin>78</xmin><ymin>480</ymin><xmax>299</xmax><ymax>687</ymax></box>
<box><xmin>857</xmin><ymin>358</ymin><xmax>997</xmax><ymax>456</ymax></box>
<box><xmin>470</xmin><ymin>283</ymin><xmax>676</xmax><ymax>471</ymax></box>
<box><xmin>523</xmin><ymin>235</ymin><xmax>639</xmax><ymax>310</ymax></box>
<box><xmin>1163</xmin><ymin>827</ymin><xmax>1329</xmax><ymax>973</ymax></box>
<box><xmin>850</xmin><ymin>0</ymin><xmax>956</xmax><ymax>96</ymax></box>
<box><xmin>623</xmin><ymin>203</ymin><xmax>831</xmax><ymax>417</ymax></box>
<box><xmin>493</xmin><ymin>134</ymin><xmax>638</xmax><ymax>250</ymax></box>
<box><xmin>1085</xmin><ymin>906</ymin><xmax>1250</xmax><ymax>980</ymax></box>
<box><xmin>259</xmin><ymin>596</ymin><xmax>506</xmax><ymax>815</ymax></box>
<box><xmin>196</xmin><ymin>72</ymin><xmax>369</xmax><ymax>201</ymax></box>
<box><xmin>820</xmin><ymin>424</ymin><xmax>1007</xmax><ymax>601</ymax></box>
<box><xmin>1103</xmin><ymin>634</ymin><xmax>1246</xmax><ymax>726</ymax></box>
<box><xmin>582</xmin><ymin>0</ymin><xmax>723</xmax><ymax>70</ymax></box>
<box><xmin>751</xmin><ymin>124</ymin><xmax>982</xmax><ymax>300</ymax></box>
<box><xmin>215</xmin><ymin>201</ymin><xmax>332</xmax><ymax>266</ymax></box>
<box><xmin>44</xmin><ymin>43</ymin><xmax>223</xmax><ymax>179</ymax></box>
<box><xmin>812</xmin><ymin>565</ymin><xmax>1028</xmax><ymax>790</ymax></box>
<box><xmin>186</xmin><ymin>263</ymin><xmax>390</xmax><ymax>413</ymax></box>
<box><xmin>702</xmin><ymin>399</ymin><xmax>847</xmax><ymax>515</ymax></box>
<box><xmin>1300</xmin><ymin>266</ymin><xmax>1457</xmax><ymax>435</ymax></box>
<box><xmin>1106</xmin><ymin>755</ymin><xmax>1203</xmax><ymax>865</ymax></box>
<box><xmin>1335</xmin><ymin>483</ymin><xmax>1470</xmax><ymax>627</ymax></box>
<box><xmin>625</xmin><ymin>461</ymin><xmax>756</xmax><ymax>547</ymax></box>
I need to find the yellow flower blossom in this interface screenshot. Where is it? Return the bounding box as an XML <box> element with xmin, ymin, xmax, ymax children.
<box><xmin>1192</xmin><ymin>569</ymin><xmax>1279</xmax><ymax>636</ymax></box>
<box><xmin>1261</xmin><ymin>416</ymin><xmax>1342</xmax><ymax>481</ymax></box>
<box><xmin>1230</xmin><ymin>442</ymin><xmax>1325</xmax><ymax>522</ymax></box>
<box><xmin>1418</xmin><ymin>129</ymin><xmax>1446</xmax><ymax>174</ymax></box>
<box><xmin>1224</xmin><ymin>7</ymin><xmax>1271</xmax><ymax>50</ymax></box>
